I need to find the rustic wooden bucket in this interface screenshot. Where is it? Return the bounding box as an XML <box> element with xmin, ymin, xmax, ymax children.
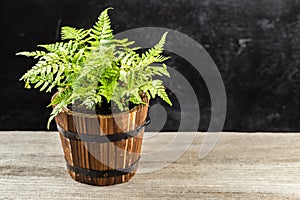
<box><xmin>54</xmin><ymin>100</ymin><xmax>149</xmax><ymax>186</ymax></box>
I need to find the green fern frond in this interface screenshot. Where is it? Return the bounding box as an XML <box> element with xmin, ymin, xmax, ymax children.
<box><xmin>140</xmin><ymin>80</ymin><xmax>171</xmax><ymax>106</ymax></box>
<box><xmin>20</xmin><ymin>55</ymin><xmax>68</xmax><ymax>92</ymax></box>
<box><xmin>47</xmin><ymin>88</ymin><xmax>72</xmax><ymax>129</ymax></box>
<box><xmin>142</xmin><ymin>32</ymin><xmax>168</xmax><ymax>59</ymax></box>
<box><xmin>152</xmin><ymin>80</ymin><xmax>172</xmax><ymax>106</ymax></box>
<box><xmin>17</xmin><ymin>8</ymin><xmax>172</xmax><ymax>130</ymax></box>
<box><xmin>61</xmin><ymin>26</ymin><xmax>90</xmax><ymax>41</ymax></box>
<box><xmin>149</xmin><ymin>64</ymin><xmax>170</xmax><ymax>77</ymax></box>
<box><xmin>114</xmin><ymin>38</ymin><xmax>136</xmax><ymax>48</ymax></box>
<box><xmin>137</xmin><ymin>32</ymin><xmax>170</xmax><ymax>69</ymax></box>
<box><xmin>129</xmin><ymin>91</ymin><xmax>144</xmax><ymax>105</ymax></box>
<box><xmin>38</xmin><ymin>42</ymin><xmax>64</xmax><ymax>52</ymax></box>
<box><xmin>16</xmin><ymin>51</ymin><xmax>46</xmax><ymax>59</ymax></box>
<box><xmin>157</xmin><ymin>87</ymin><xmax>172</xmax><ymax>106</ymax></box>
<box><xmin>90</xmin><ymin>7</ymin><xmax>114</xmax><ymax>44</ymax></box>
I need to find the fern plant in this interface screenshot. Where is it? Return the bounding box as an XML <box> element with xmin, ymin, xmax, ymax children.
<box><xmin>17</xmin><ymin>8</ymin><xmax>172</xmax><ymax>129</ymax></box>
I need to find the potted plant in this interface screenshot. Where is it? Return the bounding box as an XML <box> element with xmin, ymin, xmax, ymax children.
<box><xmin>17</xmin><ymin>8</ymin><xmax>172</xmax><ymax>186</ymax></box>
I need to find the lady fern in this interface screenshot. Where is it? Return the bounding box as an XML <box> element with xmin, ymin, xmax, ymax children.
<box><xmin>17</xmin><ymin>8</ymin><xmax>172</xmax><ymax>129</ymax></box>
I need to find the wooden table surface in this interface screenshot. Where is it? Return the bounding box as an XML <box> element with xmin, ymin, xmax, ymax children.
<box><xmin>1</xmin><ymin>131</ymin><xmax>300</xmax><ymax>199</ymax></box>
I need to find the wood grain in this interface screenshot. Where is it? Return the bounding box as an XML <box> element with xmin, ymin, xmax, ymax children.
<box><xmin>54</xmin><ymin>102</ymin><xmax>148</xmax><ymax>186</ymax></box>
<box><xmin>1</xmin><ymin>132</ymin><xmax>300</xmax><ymax>199</ymax></box>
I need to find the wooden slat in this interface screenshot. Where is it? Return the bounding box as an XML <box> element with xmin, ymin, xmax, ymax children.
<box><xmin>55</xmin><ymin>103</ymin><xmax>148</xmax><ymax>186</ymax></box>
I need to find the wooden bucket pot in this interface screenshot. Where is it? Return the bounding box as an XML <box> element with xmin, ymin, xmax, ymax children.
<box><xmin>55</xmin><ymin>103</ymin><xmax>149</xmax><ymax>186</ymax></box>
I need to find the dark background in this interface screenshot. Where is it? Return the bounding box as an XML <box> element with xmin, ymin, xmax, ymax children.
<box><xmin>1</xmin><ymin>0</ymin><xmax>300</xmax><ymax>131</ymax></box>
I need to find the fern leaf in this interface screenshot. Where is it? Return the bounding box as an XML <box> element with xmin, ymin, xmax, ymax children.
<box><xmin>40</xmin><ymin>82</ymin><xmax>49</xmax><ymax>91</ymax></box>
<box><xmin>157</xmin><ymin>87</ymin><xmax>172</xmax><ymax>106</ymax></box>
<box><xmin>90</xmin><ymin>7</ymin><xmax>114</xmax><ymax>44</ymax></box>
<box><xmin>153</xmin><ymin>80</ymin><xmax>172</xmax><ymax>106</ymax></box>
<box><xmin>61</xmin><ymin>26</ymin><xmax>90</xmax><ymax>41</ymax></box>
<box><xmin>149</xmin><ymin>64</ymin><xmax>170</xmax><ymax>77</ymax></box>
<box><xmin>38</xmin><ymin>42</ymin><xmax>65</xmax><ymax>52</ymax></box>
<box><xmin>142</xmin><ymin>32</ymin><xmax>168</xmax><ymax>59</ymax></box>
<box><xmin>16</xmin><ymin>51</ymin><xmax>46</xmax><ymax>59</ymax></box>
<box><xmin>137</xmin><ymin>32</ymin><xmax>170</xmax><ymax>69</ymax></box>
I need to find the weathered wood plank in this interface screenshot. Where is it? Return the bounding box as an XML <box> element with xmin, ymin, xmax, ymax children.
<box><xmin>1</xmin><ymin>132</ymin><xmax>300</xmax><ymax>199</ymax></box>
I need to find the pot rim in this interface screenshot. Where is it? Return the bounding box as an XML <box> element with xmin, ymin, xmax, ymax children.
<box><xmin>52</xmin><ymin>92</ymin><xmax>149</xmax><ymax>119</ymax></box>
<box><xmin>61</xmin><ymin>103</ymin><xmax>148</xmax><ymax>119</ymax></box>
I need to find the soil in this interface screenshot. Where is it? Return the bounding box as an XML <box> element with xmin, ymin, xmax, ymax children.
<box><xmin>67</xmin><ymin>100</ymin><xmax>138</xmax><ymax>115</ymax></box>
